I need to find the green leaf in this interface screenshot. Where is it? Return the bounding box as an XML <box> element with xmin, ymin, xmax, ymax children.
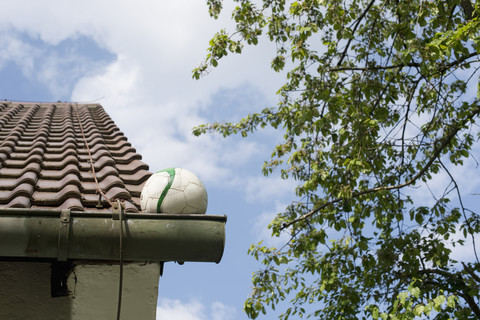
<box><xmin>410</xmin><ymin>286</ymin><xmax>420</xmax><ymax>299</ymax></box>
<box><xmin>414</xmin><ymin>304</ymin><xmax>425</xmax><ymax>316</ymax></box>
<box><xmin>447</xmin><ymin>295</ymin><xmax>456</xmax><ymax>308</ymax></box>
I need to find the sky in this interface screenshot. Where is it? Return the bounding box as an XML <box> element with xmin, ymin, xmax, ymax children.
<box><xmin>0</xmin><ymin>1</ymin><xmax>295</xmax><ymax>319</ymax></box>
<box><xmin>0</xmin><ymin>1</ymin><xmax>478</xmax><ymax>319</ymax></box>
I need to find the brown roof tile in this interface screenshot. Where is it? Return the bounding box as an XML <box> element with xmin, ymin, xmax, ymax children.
<box><xmin>119</xmin><ymin>169</ymin><xmax>151</xmax><ymax>185</ymax></box>
<box><xmin>116</xmin><ymin>159</ymin><xmax>149</xmax><ymax>175</ymax></box>
<box><xmin>124</xmin><ymin>183</ymin><xmax>144</xmax><ymax>197</ymax></box>
<box><xmin>112</xmin><ymin>151</ymin><xmax>142</xmax><ymax>164</ymax></box>
<box><xmin>4</xmin><ymin>154</ymin><xmax>43</xmax><ymax>168</ymax></box>
<box><xmin>0</xmin><ymin>102</ymin><xmax>152</xmax><ymax>212</ymax></box>
<box><xmin>6</xmin><ymin>196</ymin><xmax>31</xmax><ymax>208</ymax></box>
<box><xmin>37</xmin><ymin>173</ymin><xmax>81</xmax><ymax>191</ymax></box>
<box><xmin>32</xmin><ymin>184</ymin><xmax>82</xmax><ymax>206</ymax></box>
<box><xmin>9</xmin><ymin>147</ymin><xmax>44</xmax><ymax>160</ymax></box>
<box><xmin>0</xmin><ymin>162</ymin><xmax>42</xmax><ymax>177</ymax></box>
<box><xmin>81</xmin><ymin>175</ymin><xmax>125</xmax><ymax>193</ymax></box>
<box><xmin>40</xmin><ymin>163</ymin><xmax>80</xmax><ymax>179</ymax></box>
<box><xmin>42</xmin><ymin>155</ymin><xmax>79</xmax><ymax>169</ymax></box>
<box><xmin>0</xmin><ymin>171</ymin><xmax>38</xmax><ymax>190</ymax></box>
<box><xmin>0</xmin><ymin>183</ymin><xmax>35</xmax><ymax>203</ymax></box>
<box><xmin>78</xmin><ymin>155</ymin><xmax>115</xmax><ymax>171</ymax></box>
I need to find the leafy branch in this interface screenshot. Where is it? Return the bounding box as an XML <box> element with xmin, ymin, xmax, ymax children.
<box><xmin>196</xmin><ymin>0</ymin><xmax>480</xmax><ymax>318</ymax></box>
<box><xmin>281</xmin><ymin>103</ymin><xmax>480</xmax><ymax>229</ymax></box>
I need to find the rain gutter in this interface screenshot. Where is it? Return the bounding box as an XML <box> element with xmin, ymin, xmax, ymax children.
<box><xmin>0</xmin><ymin>207</ymin><xmax>226</xmax><ymax>263</ymax></box>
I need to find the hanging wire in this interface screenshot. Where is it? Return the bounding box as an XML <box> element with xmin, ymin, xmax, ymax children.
<box><xmin>74</xmin><ymin>104</ymin><xmax>124</xmax><ymax>318</ymax></box>
<box><xmin>74</xmin><ymin>104</ymin><xmax>113</xmax><ymax>207</ymax></box>
<box><xmin>116</xmin><ymin>200</ymin><xmax>125</xmax><ymax>320</ymax></box>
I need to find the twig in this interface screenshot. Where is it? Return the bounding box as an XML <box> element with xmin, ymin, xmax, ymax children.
<box><xmin>462</xmin><ymin>262</ymin><xmax>480</xmax><ymax>284</ymax></box>
<box><xmin>336</xmin><ymin>0</ymin><xmax>376</xmax><ymax>67</ymax></box>
<box><xmin>439</xmin><ymin>159</ymin><xmax>480</xmax><ymax>263</ymax></box>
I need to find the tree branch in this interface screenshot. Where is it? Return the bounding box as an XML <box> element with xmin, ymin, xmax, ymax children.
<box><xmin>460</xmin><ymin>0</ymin><xmax>475</xmax><ymax>20</ymax></box>
<box><xmin>336</xmin><ymin>0</ymin><xmax>376</xmax><ymax>67</ymax></box>
<box><xmin>328</xmin><ymin>52</ymin><xmax>478</xmax><ymax>74</ymax></box>
<box><xmin>459</xmin><ymin>289</ymin><xmax>480</xmax><ymax>318</ymax></box>
<box><xmin>462</xmin><ymin>262</ymin><xmax>480</xmax><ymax>284</ymax></box>
<box><xmin>329</xmin><ymin>63</ymin><xmax>419</xmax><ymax>72</ymax></box>
<box><xmin>281</xmin><ymin>104</ymin><xmax>480</xmax><ymax>230</ymax></box>
<box><xmin>439</xmin><ymin>159</ymin><xmax>480</xmax><ymax>263</ymax></box>
<box><xmin>419</xmin><ymin>268</ymin><xmax>480</xmax><ymax>318</ymax></box>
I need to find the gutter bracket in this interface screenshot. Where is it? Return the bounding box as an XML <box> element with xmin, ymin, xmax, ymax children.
<box><xmin>112</xmin><ymin>201</ymin><xmax>126</xmax><ymax>220</ymax></box>
<box><xmin>57</xmin><ymin>209</ymin><xmax>71</xmax><ymax>261</ymax></box>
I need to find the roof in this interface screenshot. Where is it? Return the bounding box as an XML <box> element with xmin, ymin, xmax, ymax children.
<box><xmin>0</xmin><ymin>102</ymin><xmax>152</xmax><ymax>213</ymax></box>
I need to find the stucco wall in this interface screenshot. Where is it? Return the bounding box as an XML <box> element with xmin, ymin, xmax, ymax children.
<box><xmin>0</xmin><ymin>261</ymin><xmax>71</xmax><ymax>320</ymax></box>
<box><xmin>0</xmin><ymin>261</ymin><xmax>161</xmax><ymax>320</ymax></box>
<box><xmin>69</xmin><ymin>262</ymin><xmax>161</xmax><ymax>319</ymax></box>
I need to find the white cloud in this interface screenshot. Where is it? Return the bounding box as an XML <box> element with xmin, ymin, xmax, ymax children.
<box><xmin>211</xmin><ymin>301</ymin><xmax>237</xmax><ymax>320</ymax></box>
<box><xmin>0</xmin><ymin>32</ymin><xmax>36</xmax><ymax>77</ymax></box>
<box><xmin>156</xmin><ymin>299</ymin><xmax>205</xmax><ymax>320</ymax></box>
<box><xmin>245</xmin><ymin>175</ymin><xmax>296</xmax><ymax>204</ymax></box>
<box><xmin>73</xmin><ymin>55</ymin><xmax>139</xmax><ymax>106</ymax></box>
<box><xmin>156</xmin><ymin>299</ymin><xmax>236</xmax><ymax>320</ymax></box>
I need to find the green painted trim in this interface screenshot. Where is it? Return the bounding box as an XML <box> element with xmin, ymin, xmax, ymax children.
<box><xmin>0</xmin><ymin>209</ymin><xmax>226</xmax><ymax>263</ymax></box>
<box><xmin>156</xmin><ymin>168</ymin><xmax>176</xmax><ymax>213</ymax></box>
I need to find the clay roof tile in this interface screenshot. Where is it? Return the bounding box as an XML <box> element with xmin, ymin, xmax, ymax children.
<box><xmin>0</xmin><ymin>102</ymin><xmax>151</xmax><ymax>212</ymax></box>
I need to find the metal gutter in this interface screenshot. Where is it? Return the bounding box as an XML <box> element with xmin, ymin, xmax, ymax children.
<box><xmin>0</xmin><ymin>208</ymin><xmax>226</xmax><ymax>263</ymax></box>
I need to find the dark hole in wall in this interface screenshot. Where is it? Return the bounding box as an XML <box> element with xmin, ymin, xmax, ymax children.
<box><xmin>51</xmin><ymin>261</ymin><xmax>73</xmax><ymax>297</ymax></box>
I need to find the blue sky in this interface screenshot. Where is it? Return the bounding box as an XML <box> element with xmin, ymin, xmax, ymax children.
<box><xmin>0</xmin><ymin>1</ymin><xmax>295</xmax><ymax>319</ymax></box>
<box><xmin>1</xmin><ymin>1</ymin><xmax>478</xmax><ymax>319</ymax></box>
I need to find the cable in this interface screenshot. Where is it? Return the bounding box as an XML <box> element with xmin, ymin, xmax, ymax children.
<box><xmin>116</xmin><ymin>200</ymin><xmax>125</xmax><ymax>320</ymax></box>
<box><xmin>75</xmin><ymin>104</ymin><xmax>123</xmax><ymax>318</ymax></box>
<box><xmin>74</xmin><ymin>104</ymin><xmax>113</xmax><ymax>208</ymax></box>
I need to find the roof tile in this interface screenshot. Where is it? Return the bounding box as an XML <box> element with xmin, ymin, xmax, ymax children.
<box><xmin>0</xmin><ymin>183</ymin><xmax>34</xmax><ymax>203</ymax></box>
<box><xmin>81</xmin><ymin>175</ymin><xmax>125</xmax><ymax>194</ymax></box>
<box><xmin>0</xmin><ymin>171</ymin><xmax>38</xmax><ymax>190</ymax></box>
<box><xmin>0</xmin><ymin>102</ymin><xmax>152</xmax><ymax>212</ymax></box>
<box><xmin>40</xmin><ymin>163</ymin><xmax>80</xmax><ymax>180</ymax></box>
<box><xmin>42</xmin><ymin>155</ymin><xmax>79</xmax><ymax>169</ymax></box>
<box><xmin>37</xmin><ymin>173</ymin><xmax>81</xmax><ymax>191</ymax></box>
<box><xmin>32</xmin><ymin>184</ymin><xmax>82</xmax><ymax>206</ymax></box>
<box><xmin>6</xmin><ymin>196</ymin><xmax>31</xmax><ymax>208</ymax></box>
<box><xmin>0</xmin><ymin>162</ymin><xmax>41</xmax><ymax>178</ymax></box>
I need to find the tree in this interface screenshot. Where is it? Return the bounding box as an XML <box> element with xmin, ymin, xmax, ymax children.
<box><xmin>194</xmin><ymin>0</ymin><xmax>480</xmax><ymax>319</ymax></box>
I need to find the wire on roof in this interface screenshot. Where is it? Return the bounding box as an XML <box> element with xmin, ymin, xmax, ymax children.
<box><xmin>74</xmin><ymin>103</ymin><xmax>114</xmax><ymax>208</ymax></box>
<box><xmin>76</xmin><ymin>104</ymin><xmax>125</xmax><ymax>318</ymax></box>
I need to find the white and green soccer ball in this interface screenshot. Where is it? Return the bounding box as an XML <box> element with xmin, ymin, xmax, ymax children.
<box><xmin>140</xmin><ymin>168</ymin><xmax>208</xmax><ymax>214</ymax></box>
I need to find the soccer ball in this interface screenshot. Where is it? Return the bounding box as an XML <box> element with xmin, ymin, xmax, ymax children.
<box><xmin>140</xmin><ymin>168</ymin><xmax>208</xmax><ymax>214</ymax></box>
